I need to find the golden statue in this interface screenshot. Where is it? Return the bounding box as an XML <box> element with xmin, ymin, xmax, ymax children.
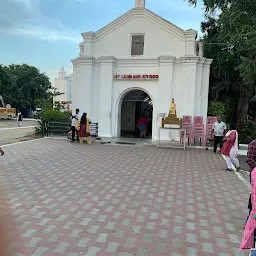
<box><xmin>169</xmin><ymin>98</ymin><xmax>176</xmax><ymax>115</ymax></box>
<box><xmin>162</xmin><ymin>97</ymin><xmax>182</xmax><ymax>127</ymax></box>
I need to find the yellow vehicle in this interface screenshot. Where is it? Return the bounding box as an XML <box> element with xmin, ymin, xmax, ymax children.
<box><xmin>0</xmin><ymin>108</ymin><xmax>16</xmax><ymax>119</ymax></box>
<box><xmin>0</xmin><ymin>95</ymin><xmax>16</xmax><ymax>119</ymax></box>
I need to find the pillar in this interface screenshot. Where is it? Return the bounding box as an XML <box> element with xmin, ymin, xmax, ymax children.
<box><xmin>194</xmin><ymin>58</ymin><xmax>205</xmax><ymax>116</ymax></box>
<box><xmin>81</xmin><ymin>32</ymin><xmax>94</xmax><ymax>56</ymax></box>
<box><xmin>157</xmin><ymin>56</ymin><xmax>175</xmax><ymax>140</ymax></box>
<box><xmin>98</xmin><ymin>56</ymin><xmax>116</xmax><ymax>138</ymax></box>
<box><xmin>198</xmin><ymin>40</ymin><xmax>204</xmax><ymax>57</ymax></box>
<box><xmin>158</xmin><ymin>56</ymin><xmax>175</xmax><ymax>113</ymax></box>
<box><xmin>181</xmin><ymin>56</ymin><xmax>199</xmax><ymax>117</ymax></box>
<box><xmin>71</xmin><ymin>57</ymin><xmax>94</xmax><ymax>116</ymax></box>
<box><xmin>71</xmin><ymin>59</ymin><xmax>79</xmax><ymax>113</ymax></box>
<box><xmin>184</xmin><ymin>29</ymin><xmax>197</xmax><ymax>56</ymax></box>
<box><xmin>201</xmin><ymin>59</ymin><xmax>213</xmax><ymax>127</ymax></box>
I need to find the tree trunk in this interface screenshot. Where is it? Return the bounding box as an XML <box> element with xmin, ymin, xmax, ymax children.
<box><xmin>236</xmin><ymin>85</ymin><xmax>250</xmax><ymax>131</ymax></box>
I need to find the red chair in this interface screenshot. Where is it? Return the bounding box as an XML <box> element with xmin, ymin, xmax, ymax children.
<box><xmin>205</xmin><ymin>116</ymin><xmax>217</xmax><ymax>147</ymax></box>
<box><xmin>180</xmin><ymin>115</ymin><xmax>192</xmax><ymax>145</ymax></box>
<box><xmin>193</xmin><ymin>116</ymin><xmax>205</xmax><ymax>146</ymax></box>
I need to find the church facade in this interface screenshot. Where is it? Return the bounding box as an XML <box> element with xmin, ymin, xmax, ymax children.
<box><xmin>71</xmin><ymin>0</ymin><xmax>212</xmax><ymax>140</ymax></box>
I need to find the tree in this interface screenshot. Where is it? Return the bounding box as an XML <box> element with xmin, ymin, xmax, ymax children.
<box><xmin>0</xmin><ymin>64</ymin><xmax>52</xmax><ymax>112</ymax></box>
<box><xmin>187</xmin><ymin>0</ymin><xmax>256</xmax><ymax>127</ymax></box>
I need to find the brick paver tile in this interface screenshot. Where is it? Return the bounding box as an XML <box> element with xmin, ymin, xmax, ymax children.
<box><xmin>0</xmin><ymin>139</ymin><xmax>250</xmax><ymax>255</ymax></box>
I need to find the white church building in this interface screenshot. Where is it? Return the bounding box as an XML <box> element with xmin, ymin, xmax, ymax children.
<box><xmin>71</xmin><ymin>0</ymin><xmax>212</xmax><ymax>140</ymax></box>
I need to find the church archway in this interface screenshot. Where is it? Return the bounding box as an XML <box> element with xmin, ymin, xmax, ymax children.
<box><xmin>119</xmin><ymin>89</ymin><xmax>153</xmax><ymax>138</ymax></box>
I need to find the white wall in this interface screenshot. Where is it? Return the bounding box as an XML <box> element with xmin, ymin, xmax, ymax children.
<box><xmin>93</xmin><ymin>17</ymin><xmax>185</xmax><ymax>58</ymax></box>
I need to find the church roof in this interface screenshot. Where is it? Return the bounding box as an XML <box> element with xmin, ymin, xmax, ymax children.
<box><xmin>82</xmin><ymin>7</ymin><xmax>191</xmax><ymax>42</ymax></box>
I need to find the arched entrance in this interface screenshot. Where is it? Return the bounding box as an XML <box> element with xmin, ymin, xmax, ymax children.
<box><xmin>120</xmin><ymin>89</ymin><xmax>153</xmax><ymax>138</ymax></box>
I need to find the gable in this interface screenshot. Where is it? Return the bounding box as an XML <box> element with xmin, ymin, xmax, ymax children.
<box><xmin>92</xmin><ymin>8</ymin><xmax>186</xmax><ymax>58</ymax></box>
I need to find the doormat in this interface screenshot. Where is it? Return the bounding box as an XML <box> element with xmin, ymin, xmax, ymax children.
<box><xmin>115</xmin><ymin>142</ymin><xmax>136</xmax><ymax>145</ymax></box>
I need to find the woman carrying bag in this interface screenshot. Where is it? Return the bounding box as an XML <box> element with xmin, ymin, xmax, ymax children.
<box><xmin>75</xmin><ymin>112</ymin><xmax>92</xmax><ymax>144</ymax></box>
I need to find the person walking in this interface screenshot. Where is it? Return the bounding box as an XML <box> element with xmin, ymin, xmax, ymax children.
<box><xmin>221</xmin><ymin>123</ymin><xmax>240</xmax><ymax>171</ymax></box>
<box><xmin>17</xmin><ymin>111</ymin><xmax>23</xmax><ymax>127</ymax></box>
<box><xmin>71</xmin><ymin>109</ymin><xmax>80</xmax><ymax>142</ymax></box>
<box><xmin>75</xmin><ymin>113</ymin><xmax>92</xmax><ymax>144</ymax></box>
<box><xmin>137</xmin><ymin>115</ymin><xmax>147</xmax><ymax>138</ymax></box>
<box><xmin>212</xmin><ymin>116</ymin><xmax>227</xmax><ymax>153</ymax></box>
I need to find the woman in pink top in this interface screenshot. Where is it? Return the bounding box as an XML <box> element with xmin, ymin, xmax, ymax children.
<box><xmin>221</xmin><ymin>123</ymin><xmax>240</xmax><ymax>171</ymax></box>
<box><xmin>241</xmin><ymin>167</ymin><xmax>256</xmax><ymax>250</ymax></box>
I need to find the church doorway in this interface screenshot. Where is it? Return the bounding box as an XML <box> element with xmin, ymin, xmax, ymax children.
<box><xmin>120</xmin><ymin>90</ymin><xmax>153</xmax><ymax>139</ymax></box>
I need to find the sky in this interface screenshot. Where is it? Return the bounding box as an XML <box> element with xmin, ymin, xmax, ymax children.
<box><xmin>0</xmin><ymin>0</ymin><xmax>205</xmax><ymax>84</ymax></box>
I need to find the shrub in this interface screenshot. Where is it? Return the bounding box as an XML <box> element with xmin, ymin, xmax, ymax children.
<box><xmin>35</xmin><ymin>110</ymin><xmax>71</xmax><ymax>136</ymax></box>
<box><xmin>41</xmin><ymin>110</ymin><xmax>70</xmax><ymax>122</ymax></box>
<box><xmin>208</xmin><ymin>100</ymin><xmax>226</xmax><ymax>119</ymax></box>
<box><xmin>239</xmin><ymin>121</ymin><xmax>256</xmax><ymax>144</ymax></box>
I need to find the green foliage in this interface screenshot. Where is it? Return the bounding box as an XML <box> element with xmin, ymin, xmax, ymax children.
<box><xmin>208</xmin><ymin>100</ymin><xmax>226</xmax><ymax>118</ymax></box>
<box><xmin>0</xmin><ymin>64</ymin><xmax>52</xmax><ymax>111</ymax></box>
<box><xmin>41</xmin><ymin>110</ymin><xmax>70</xmax><ymax>122</ymax></box>
<box><xmin>53</xmin><ymin>101</ymin><xmax>65</xmax><ymax>111</ymax></box>
<box><xmin>35</xmin><ymin>110</ymin><xmax>71</xmax><ymax>136</ymax></box>
<box><xmin>187</xmin><ymin>0</ymin><xmax>256</xmax><ymax>126</ymax></box>
<box><xmin>239</xmin><ymin>121</ymin><xmax>256</xmax><ymax>144</ymax></box>
<box><xmin>62</xmin><ymin>110</ymin><xmax>72</xmax><ymax>120</ymax></box>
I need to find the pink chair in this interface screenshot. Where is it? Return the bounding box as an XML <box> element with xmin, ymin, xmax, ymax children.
<box><xmin>180</xmin><ymin>115</ymin><xmax>192</xmax><ymax>145</ymax></box>
<box><xmin>205</xmin><ymin>116</ymin><xmax>217</xmax><ymax>147</ymax></box>
<box><xmin>193</xmin><ymin>116</ymin><xmax>205</xmax><ymax>146</ymax></box>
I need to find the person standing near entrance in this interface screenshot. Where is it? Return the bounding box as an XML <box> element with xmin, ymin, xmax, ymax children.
<box><xmin>212</xmin><ymin>116</ymin><xmax>227</xmax><ymax>153</ymax></box>
<box><xmin>75</xmin><ymin>112</ymin><xmax>92</xmax><ymax>144</ymax></box>
<box><xmin>17</xmin><ymin>111</ymin><xmax>23</xmax><ymax>127</ymax></box>
<box><xmin>137</xmin><ymin>115</ymin><xmax>147</xmax><ymax>138</ymax></box>
<box><xmin>71</xmin><ymin>109</ymin><xmax>80</xmax><ymax>142</ymax></box>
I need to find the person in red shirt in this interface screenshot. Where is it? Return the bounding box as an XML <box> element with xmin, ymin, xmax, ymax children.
<box><xmin>221</xmin><ymin>123</ymin><xmax>240</xmax><ymax>171</ymax></box>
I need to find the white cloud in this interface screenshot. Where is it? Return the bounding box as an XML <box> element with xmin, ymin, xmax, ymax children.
<box><xmin>0</xmin><ymin>0</ymin><xmax>80</xmax><ymax>42</ymax></box>
<box><xmin>11</xmin><ymin>0</ymin><xmax>40</xmax><ymax>12</ymax></box>
<box><xmin>14</xmin><ymin>27</ymin><xmax>81</xmax><ymax>42</ymax></box>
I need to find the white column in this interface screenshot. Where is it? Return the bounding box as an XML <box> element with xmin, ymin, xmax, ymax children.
<box><xmin>194</xmin><ymin>58</ymin><xmax>205</xmax><ymax>116</ymax></box>
<box><xmin>201</xmin><ymin>59</ymin><xmax>213</xmax><ymax>127</ymax></box>
<box><xmin>184</xmin><ymin>29</ymin><xmax>197</xmax><ymax>56</ymax></box>
<box><xmin>135</xmin><ymin>0</ymin><xmax>145</xmax><ymax>8</ymax></box>
<box><xmin>158</xmin><ymin>56</ymin><xmax>175</xmax><ymax>113</ymax></box>
<box><xmin>180</xmin><ymin>57</ymin><xmax>199</xmax><ymax>117</ymax></box>
<box><xmin>81</xmin><ymin>32</ymin><xmax>94</xmax><ymax>56</ymax></box>
<box><xmin>71</xmin><ymin>60</ymin><xmax>79</xmax><ymax>113</ymax></box>
<box><xmin>156</xmin><ymin>56</ymin><xmax>175</xmax><ymax>140</ymax></box>
<box><xmin>98</xmin><ymin>56</ymin><xmax>115</xmax><ymax>138</ymax></box>
<box><xmin>71</xmin><ymin>57</ymin><xmax>94</xmax><ymax>116</ymax></box>
<box><xmin>198</xmin><ymin>40</ymin><xmax>204</xmax><ymax>57</ymax></box>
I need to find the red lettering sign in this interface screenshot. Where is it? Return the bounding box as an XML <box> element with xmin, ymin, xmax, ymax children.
<box><xmin>113</xmin><ymin>74</ymin><xmax>159</xmax><ymax>80</ymax></box>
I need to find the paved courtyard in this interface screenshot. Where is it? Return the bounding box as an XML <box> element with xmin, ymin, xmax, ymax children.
<box><xmin>0</xmin><ymin>139</ymin><xmax>251</xmax><ymax>255</ymax></box>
